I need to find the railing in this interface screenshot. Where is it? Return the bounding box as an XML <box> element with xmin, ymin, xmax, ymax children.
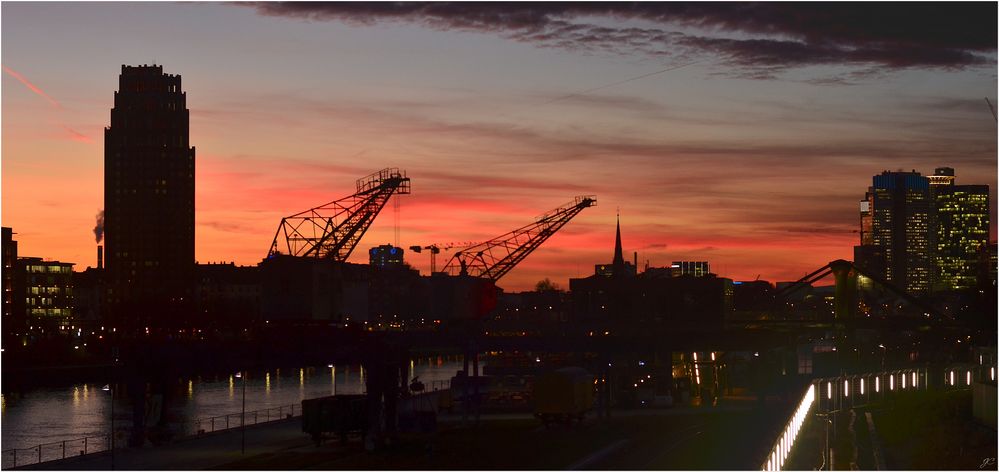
<box><xmin>1</xmin><ymin>403</ymin><xmax>302</xmax><ymax>469</ymax></box>
<box><xmin>761</xmin><ymin>364</ymin><xmax>990</xmax><ymax>471</ymax></box>
<box><xmin>2</xmin><ymin>434</ymin><xmax>114</xmax><ymax>469</ymax></box>
<box><xmin>190</xmin><ymin>403</ymin><xmax>299</xmax><ymax>435</ymax></box>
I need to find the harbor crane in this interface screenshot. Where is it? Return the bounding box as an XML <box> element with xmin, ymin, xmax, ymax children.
<box><xmin>440</xmin><ymin>195</ymin><xmax>597</xmax><ymax>281</ymax></box>
<box><xmin>267</xmin><ymin>168</ymin><xmax>411</xmax><ymax>261</ymax></box>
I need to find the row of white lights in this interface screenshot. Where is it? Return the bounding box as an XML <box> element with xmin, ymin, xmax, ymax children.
<box><xmin>825</xmin><ymin>371</ymin><xmax>920</xmax><ymax>401</ymax></box>
<box><xmin>765</xmin><ymin>365</ymin><xmax>994</xmax><ymax>471</ymax></box>
<box><xmin>763</xmin><ymin>384</ymin><xmax>815</xmax><ymax>471</ymax></box>
<box><xmin>944</xmin><ymin>369</ymin><xmax>988</xmax><ymax>386</ymax></box>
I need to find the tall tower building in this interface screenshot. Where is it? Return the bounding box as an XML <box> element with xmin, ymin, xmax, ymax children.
<box><xmin>870</xmin><ymin>170</ymin><xmax>932</xmax><ymax>294</ymax></box>
<box><xmin>104</xmin><ymin>65</ymin><xmax>195</xmax><ymax>327</ymax></box>
<box><xmin>932</xmin><ymin>168</ymin><xmax>989</xmax><ymax>291</ymax></box>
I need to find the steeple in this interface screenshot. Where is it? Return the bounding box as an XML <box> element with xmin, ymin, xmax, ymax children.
<box><xmin>612</xmin><ymin>212</ymin><xmax>625</xmax><ymax>273</ymax></box>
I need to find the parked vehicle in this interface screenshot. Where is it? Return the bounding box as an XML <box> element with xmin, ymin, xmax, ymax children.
<box><xmin>533</xmin><ymin>367</ymin><xmax>593</xmax><ymax>427</ymax></box>
<box><xmin>301</xmin><ymin>394</ymin><xmax>368</xmax><ymax>446</ymax></box>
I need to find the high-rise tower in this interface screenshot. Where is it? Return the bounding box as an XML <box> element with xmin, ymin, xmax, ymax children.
<box><xmin>869</xmin><ymin>170</ymin><xmax>932</xmax><ymax>294</ymax></box>
<box><xmin>104</xmin><ymin>65</ymin><xmax>195</xmax><ymax>327</ymax></box>
<box><xmin>930</xmin><ymin>168</ymin><xmax>990</xmax><ymax>291</ymax></box>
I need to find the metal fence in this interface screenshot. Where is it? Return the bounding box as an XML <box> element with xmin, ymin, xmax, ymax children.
<box><xmin>1</xmin><ymin>403</ymin><xmax>302</xmax><ymax>469</ymax></box>
<box><xmin>2</xmin><ymin>434</ymin><xmax>112</xmax><ymax>469</ymax></box>
<box><xmin>190</xmin><ymin>403</ymin><xmax>299</xmax><ymax>435</ymax></box>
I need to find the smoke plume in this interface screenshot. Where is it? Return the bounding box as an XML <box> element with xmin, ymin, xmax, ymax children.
<box><xmin>94</xmin><ymin>210</ymin><xmax>104</xmax><ymax>243</ymax></box>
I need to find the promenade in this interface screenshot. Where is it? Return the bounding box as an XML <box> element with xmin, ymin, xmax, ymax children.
<box><xmin>21</xmin><ymin>396</ymin><xmax>786</xmax><ymax>470</ymax></box>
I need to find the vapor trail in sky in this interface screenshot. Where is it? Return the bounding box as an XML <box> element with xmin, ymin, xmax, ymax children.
<box><xmin>540</xmin><ymin>60</ymin><xmax>701</xmax><ymax>106</ymax></box>
<box><xmin>3</xmin><ymin>65</ymin><xmax>61</xmax><ymax>108</ymax></box>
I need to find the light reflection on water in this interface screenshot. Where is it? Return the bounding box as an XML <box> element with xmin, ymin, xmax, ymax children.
<box><xmin>2</xmin><ymin>358</ymin><xmax>465</xmax><ymax>453</ymax></box>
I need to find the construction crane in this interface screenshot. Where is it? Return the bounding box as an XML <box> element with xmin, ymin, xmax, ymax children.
<box><xmin>440</xmin><ymin>195</ymin><xmax>596</xmax><ymax>281</ymax></box>
<box><xmin>267</xmin><ymin>168</ymin><xmax>411</xmax><ymax>261</ymax></box>
<box><xmin>409</xmin><ymin>242</ymin><xmax>476</xmax><ymax>273</ymax></box>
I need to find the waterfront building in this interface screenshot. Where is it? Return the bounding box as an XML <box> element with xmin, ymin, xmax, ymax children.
<box><xmin>195</xmin><ymin>262</ymin><xmax>261</xmax><ymax>328</ymax></box>
<box><xmin>2</xmin><ymin>228</ymin><xmax>17</xmax><ymax>337</ymax></box>
<box><xmin>15</xmin><ymin>257</ymin><xmax>75</xmax><ymax>332</ymax></box>
<box><xmin>104</xmin><ymin>65</ymin><xmax>195</xmax><ymax>328</ymax></box>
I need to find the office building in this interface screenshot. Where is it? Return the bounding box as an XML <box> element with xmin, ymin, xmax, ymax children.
<box><xmin>671</xmin><ymin>261</ymin><xmax>711</xmax><ymax>277</ymax></box>
<box><xmin>104</xmin><ymin>65</ymin><xmax>195</xmax><ymax>326</ymax></box>
<box><xmin>934</xmin><ymin>178</ymin><xmax>989</xmax><ymax>291</ymax></box>
<box><xmin>868</xmin><ymin>170</ymin><xmax>933</xmax><ymax>294</ymax></box>
<box><xmin>369</xmin><ymin>244</ymin><xmax>405</xmax><ymax>269</ymax></box>
<box><xmin>15</xmin><ymin>257</ymin><xmax>75</xmax><ymax>332</ymax></box>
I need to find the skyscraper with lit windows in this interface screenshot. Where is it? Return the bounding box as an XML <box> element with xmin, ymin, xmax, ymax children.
<box><xmin>869</xmin><ymin>170</ymin><xmax>932</xmax><ymax>294</ymax></box>
<box><xmin>931</xmin><ymin>168</ymin><xmax>989</xmax><ymax>291</ymax></box>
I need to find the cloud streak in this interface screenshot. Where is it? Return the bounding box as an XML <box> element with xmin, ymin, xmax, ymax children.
<box><xmin>3</xmin><ymin>65</ymin><xmax>61</xmax><ymax>108</ymax></box>
<box><xmin>244</xmin><ymin>2</ymin><xmax>997</xmax><ymax>79</ymax></box>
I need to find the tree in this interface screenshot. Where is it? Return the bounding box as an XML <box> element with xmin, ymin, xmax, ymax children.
<box><xmin>535</xmin><ymin>278</ymin><xmax>561</xmax><ymax>292</ymax></box>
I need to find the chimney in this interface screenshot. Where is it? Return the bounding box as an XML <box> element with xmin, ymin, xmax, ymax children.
<box><xmin>633</xmin><ymin>252</ymin><xmax>638</xmax><ymax>272</ymax></box>
<box><xmin>97</xmin><ymin>245</ymin><xmax>103</xmax><ymax>270</ymax></box>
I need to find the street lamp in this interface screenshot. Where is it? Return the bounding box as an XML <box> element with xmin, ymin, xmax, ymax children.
<box><xmin>102</xmin><ymin>384</ymin><xmax>114</xmax><ymax>470</ymax></box>
<box><xmin>877</xmin><ymin>344</ymin><xmax>886</xmax><ymax>371</ymax></box>
<box><xmin>235</xmin><ymin>371</ymin><xmax>246</xmax><ymax>454</ymax></box>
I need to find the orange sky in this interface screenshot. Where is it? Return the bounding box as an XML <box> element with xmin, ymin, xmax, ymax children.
<box><xmin>2</xmin><ymin>3</ymin><xmax>996</xmax><ymax>291</ymax></box>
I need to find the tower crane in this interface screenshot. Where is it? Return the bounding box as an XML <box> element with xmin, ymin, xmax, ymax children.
<box><xmin>440</xmin><ymin>195</ymin><xmax>597</xmax><ymax>281</ymax></box>
<box><xmin>409</xmin><ymin>242</ymin><xmax>476</xmax><ymax>273</ymax></box>
<box><xmin>267</xmin><ymin>168</ymin><xmax>411</xmax><ymax>261</ymax></box>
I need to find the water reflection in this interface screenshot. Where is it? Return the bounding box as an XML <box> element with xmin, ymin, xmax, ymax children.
<box><xmin>3</xmin><ymin>358</ymin><xmax>469</xmax><ymax>456</ymax></box>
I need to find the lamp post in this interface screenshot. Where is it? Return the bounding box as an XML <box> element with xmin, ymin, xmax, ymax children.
<box><xmin>235</xmin><ymin>371</ymin><xmax>246</xmax><ymax>454</ymax></box>
<box><xmin>102</xmin><ymin>384</ymin><xmax>114</xmax><ymax>470</ymax></box>
<box><xmin>878</xmin><ymin>344</ymin><xmax>886</xmax><ymax>371</ymax></box>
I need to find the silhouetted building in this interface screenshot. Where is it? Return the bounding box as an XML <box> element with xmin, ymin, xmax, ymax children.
<box><xmin>369</xmin><ymin>244</ymin><xmax>405</xmax><ymax>269</ymax></box>
<box><xmin>933</xmin><ymin>177</ymin><xmax>989</xmax><ymax>291</ymax></box>
<box><xmin>594</xmin><ymin>215</ymin><xmax>637</xmax><ymax>277</ymax></box>
<box><xmin>369</xmin><ymin>262</ymin><xmax>426</xmax><ymax>325</ymax></box>
<box><xmin>671</xmin><ymin>261</ymin><xmax>710</xmax><ymax>277</ymax></box>
<box><xmin>868</xmin><ymin>170</ymin><xmax>932</xmax><ymax>293</ymax></box>
<box><xmin>259</xmin><ymin>256</ymin><xmax>368</xmax><ymax>323</ymax></box>
<box><xmin>571</xmin><ymin>220</ymin><xmax>731</xmax><ymax>324</ymax></box>
<box><xmin>495</xmin><ymin>289</ymin><xmax>569</xmax><ymax>323</ymax></box>
<box><xmin>104</xmin><ymin>64</ymin><xmax>195</xmax><ymax>328</ymax></box>
<box><xmin>2</xmin><ymin>227</ymin><xmax>17</xmax><ymax>342</ymax></box>
<box><xmin>732</xmin><ymin>280</ymin><xmax>774</xmax><ymax>312</ymax></box>
<box><xmin>15</xmin><ymin>257</ymin><xmax>75</xmax><ymax>333</ymax></box>
<box><xmin>73</xmin><ymin>267</ymin><xmax>105</xmax><ymax>331</ymax></box>
<box><xmin>196</xmin><ymin>262</ymin><xmax>261</xmax><ymax>328</ymax></box>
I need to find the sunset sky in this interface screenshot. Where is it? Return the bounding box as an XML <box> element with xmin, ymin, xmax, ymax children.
<box><xmin>3</xmin><ymin>2</ymin><xmax>997</xmax><ymax>291</ymax></box>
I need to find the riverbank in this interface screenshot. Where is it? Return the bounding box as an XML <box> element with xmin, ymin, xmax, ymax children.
<box><xmin>20</xmin><ymin>397</ymin><xmax>789</xmax><ymax>470</ymax></box>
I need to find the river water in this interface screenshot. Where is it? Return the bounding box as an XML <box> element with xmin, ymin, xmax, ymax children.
<box><xmin>0</xmin><ymin>356</ymin><xmax>468</xmax><ymax>463</ymax></box>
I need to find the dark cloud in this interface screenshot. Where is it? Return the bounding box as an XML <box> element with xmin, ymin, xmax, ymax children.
<box><xmin>242</xmin><ymin>2</ymin><xmax>996</xmax><ymax>78</ymax></box>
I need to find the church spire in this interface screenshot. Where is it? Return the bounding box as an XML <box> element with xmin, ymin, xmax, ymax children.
<box><xmin>612</xmin><ymin>212</ymin><xmax>625</xmax><ymax>272</ymax></box>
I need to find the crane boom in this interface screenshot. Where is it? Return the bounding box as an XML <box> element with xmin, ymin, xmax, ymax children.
<box><xmin>267</xmin><ymin>168</ymin><xmax>411</xmax><ymax>261</ymax></box>
<box><xmin>987</xmin><ymin>97</ymin><xmax>998</xmax><ymax>122</ymax></box>
<box><xmin>441</xmin><ymin>195</ymin><xmax>596</xmax><ymax>281</ymax></box>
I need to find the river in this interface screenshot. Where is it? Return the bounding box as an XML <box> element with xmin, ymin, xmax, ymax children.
<box><xmin>0</xmin><ymin>355</ymin><xmax>469</xmax><ymax>465</ymax></box>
